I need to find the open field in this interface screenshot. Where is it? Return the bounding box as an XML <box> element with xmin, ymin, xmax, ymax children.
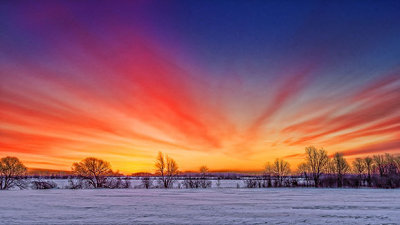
<box><xmin>1</xmin><ymin>188</ymin><xmax>399</xmax><ymax>225</ymax></box>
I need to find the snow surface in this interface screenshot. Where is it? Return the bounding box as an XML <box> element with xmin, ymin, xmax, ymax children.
<box><xmin>1</xmin><ymin>188</ymin><xmax>399</xmax><ymax>224</ymax></box>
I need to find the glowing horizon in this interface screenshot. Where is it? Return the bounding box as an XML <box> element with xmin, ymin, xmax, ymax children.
<box><xmin>1</xmin><ymin>1</ymin><xmax>400</xmax><ymax>174</ymax></box>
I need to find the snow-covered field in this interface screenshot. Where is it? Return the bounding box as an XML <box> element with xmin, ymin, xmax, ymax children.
<box><xmin>1</xmin><ymin>188</ymin><xmax>399</xmax><ymax>224</ymax></box>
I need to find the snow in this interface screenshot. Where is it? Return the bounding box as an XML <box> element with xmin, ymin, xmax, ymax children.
<box><xmin>1</xmin><ymin>188</ymin><xmax>399</xmax><ymax>224</ymax></box>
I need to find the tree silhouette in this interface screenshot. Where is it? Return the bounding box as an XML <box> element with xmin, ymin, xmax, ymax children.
<box><xmin>297</xmin><ymin>162</ymin><xmax>310</xmax><ymax>187</ymax></box>
<box><xmin>155</xmin><ymin>152</ymin><xmax>178</xmax><ymax>188</ymax></box>
<box><xmin>332</xmin><ymin>152</ymin><xmax>349</xmax><ymax>187</ymax></box>
<box><xmin>272</xmin><ymin>158</ymin><xmax>291</xmax><ymax>186</ymax></box>
<box><xmin>304</xmin><ymin>146</ymin><xmax>328</xmax><ymax>187</ymax></box>
<box><xmin>0</xmin><ymin>156</ymin><xmax>27</xmax><ymax>190</ymax></box>
<box><xmin>352</xmin><ymin>158</ymin><xmax>365</xmax><ymax>186</ymax></box>
<box><xmin>364</xmin><ymin>156</ymin><xmax>373</xmax><ymax>186</ymax></box>
<box><xmin>72</xmin><ymin>157</ymin><xmax>112</xmax><ymax>188</ymax></box>
<box><xmin>373</xmin><ymin>154</ymin><xmax>385</xmax><ymax>177</ymax></box>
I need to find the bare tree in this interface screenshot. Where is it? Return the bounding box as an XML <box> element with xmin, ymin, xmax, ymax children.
<box><xmin>332</xmin><ymin>152</ymin><xmax>349</xmax><ymax>187</ymax></box>
<box><xmin>395</xmin><ymin>156</ymin><xmax>400</xmax><ymax>174</ymax></box>
<box><xmin>0</xmin><ymin>156</ymin><xmax>27</xmax><ymax>190</ymax></box>
<box><xmin>199</xmin><ymin>166</ymin><xmax>212</xmax><ymax>188</ymax></box>
<box><xmin>304</xmin><ymin>146</ymin><xmax>329</xmax><ymax>187</ymax></box>
<box><xmin>297</xmin><ymin>162</ymin><xmax>310</xmax><ymax>187</ymax></box>
<box><xmin>155</xmin><ymin>152</ymin><xmax>178</xmax><ymax>188</ymax></box>
<box><xmin>364</xmin><ymin>156</ymin><xmax>373</xmax><ymax>186</ymax></box>
<box><xmin>384</xmin><ymin>153</ymin><xmax>398</xmax><ymax>175</ymax></box>
<box><xmin>325</xmin><ymin>159</ymin><xmax>336</xmax><ymax>175</ymax></box>
<box><xmin>272</xmin><ymin>158</ymin><xmax>291</xmax><ymax>186</ymax></box>
<box><xmin>352</xmin><ymin>158</ymin><xmax>365</xmax><ymax>186</ymax></box>
<box><xmin>200</xmin><ymin>166</ymin><xmax>209</xmax><ymax>176</ymax></box>
<box><xmin>264</xmin><ymin>162</ymin><xmax>274</xmax><ymax>175</ymax></box>
<box><xmin>353</xmin><ymin>158</ymin><xmax>365</xmax><ymax>175</ymax></box>
<box><xmin>373</xmin><ymin>154</ymin><xmax>385</xmax><ymax>177</ymax></box>
<box><xmin>72</xmin><ymin>157</ymin><xmax>112</xmax><ymax>188</ymax></box>
<box><xmin>263</xmin><ymin>162</ymin><xmax>274</xmax><ymax>187</ymax></box>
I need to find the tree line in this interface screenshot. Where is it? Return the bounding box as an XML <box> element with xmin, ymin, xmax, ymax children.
<box><xmin>264</xmin><ymin>146</ymin><xmax>400</xmax><ymax>188</ymax></box>
<box><xmin>1</xmin><ymin>147</ymin><xmax>400</xmax><ymax>190</ymax></box>
<box><xmin>0</xmin><ymin>152</ymin><xmax>181</xmax><ymax>190</ymax></box>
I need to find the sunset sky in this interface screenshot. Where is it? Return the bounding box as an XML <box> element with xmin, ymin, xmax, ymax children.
<box><xmin>1</xmin><ymin>0</ymin><xmax>400</xmax><ymax>174</ymax></box>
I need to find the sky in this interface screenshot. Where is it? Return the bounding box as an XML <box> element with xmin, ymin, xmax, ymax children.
<box><xmin>1</xmin><ymin>0</ymin><xmax>400</xmax><ymax>174</ymax></box>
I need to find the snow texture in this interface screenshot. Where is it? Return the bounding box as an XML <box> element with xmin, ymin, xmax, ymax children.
<box><xmin>1</xmin><ymin>188</ymin><xmax>399</xmax><ymax>224</ymax></box>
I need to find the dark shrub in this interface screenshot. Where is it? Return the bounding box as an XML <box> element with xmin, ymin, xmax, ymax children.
<box><xmin>31</xmin><ymin>180</ymin><xmax>57</xmax><ymax>189</ymax></box>
<box><xmin>105</xmin><ymin>177</ymin><xmax>130</xmax><ymax>189</ymax></box>
<box><xmin>66</xmin><ymin>178</ymin><xmax>84</xmax><ymax>189</ymax></box>
<box><xmin>141</xmin><ymin>177</ymin><xmax>153</xmax><ymax>189</ymax></box>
